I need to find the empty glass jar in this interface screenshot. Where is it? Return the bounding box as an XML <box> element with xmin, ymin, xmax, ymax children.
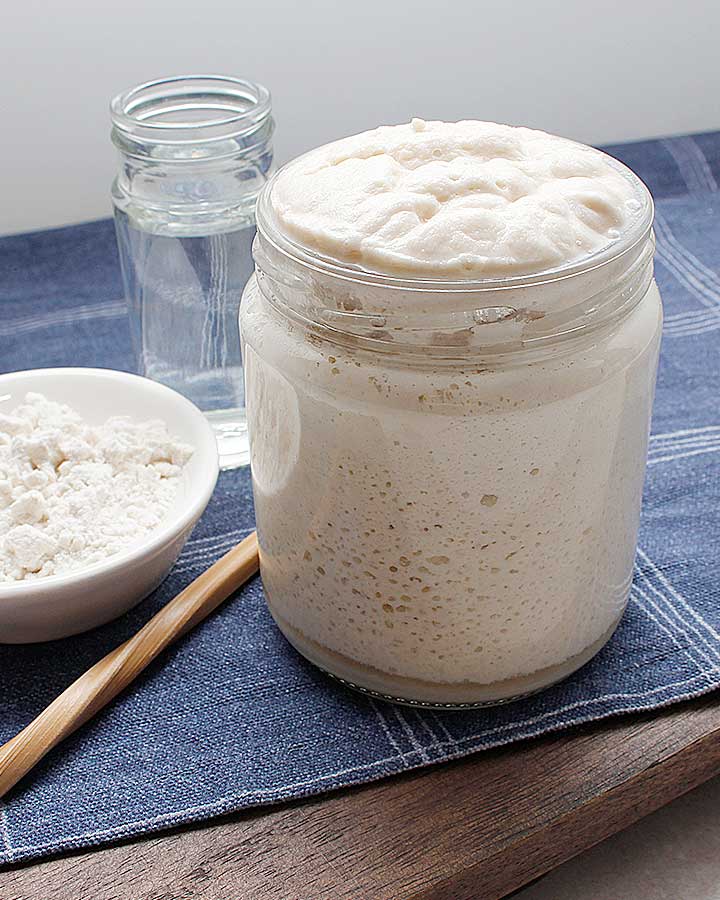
<box><xmin>111</xmin><ymin>75</ymin><xmax>274</xmax><ymax>468</ymax></box>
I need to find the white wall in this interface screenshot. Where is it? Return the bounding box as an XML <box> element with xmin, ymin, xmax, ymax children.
<box><xmin>1</xmin><ymin>0</ymin><xmax>718</xmax><ymax>236</ymax></box>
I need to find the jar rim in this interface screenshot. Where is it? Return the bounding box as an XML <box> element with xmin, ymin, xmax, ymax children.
<box><xmin>255</xmin><ymin>144</ymin><xmax>654</xmax><ymax>294</ymax></box>
<box><xmin>110</xmin><ymin>74</ymin><xmax>272</xmax><ymax>146</ymax></box>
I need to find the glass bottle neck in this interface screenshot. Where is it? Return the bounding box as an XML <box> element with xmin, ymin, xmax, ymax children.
<box><xmin>110</xmin><ymin>76</ymin><xmax>274</xmax><ymax>235</ymax></box>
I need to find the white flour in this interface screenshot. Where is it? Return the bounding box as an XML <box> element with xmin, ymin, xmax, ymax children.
<box><xmin>0</xmin><ymin>393</ymin><xmax>194</xmax><ymax>582</ymax></box>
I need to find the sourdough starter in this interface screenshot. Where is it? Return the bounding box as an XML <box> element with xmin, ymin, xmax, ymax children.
<box><xmin>241</xmin><ymin>120</ymin><xmax>662</xmax><ymax>705</ymax></box>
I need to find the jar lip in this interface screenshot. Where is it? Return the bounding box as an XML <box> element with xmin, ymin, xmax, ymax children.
<box><xmin>256</xmin><ymin>146</ymin><xmax>655</xmax><ymax>294</ymax></box>
<box><xmin>110</xmin><ymin>74</ymin><xmax>272</xmax><ymax>145</ymax></box>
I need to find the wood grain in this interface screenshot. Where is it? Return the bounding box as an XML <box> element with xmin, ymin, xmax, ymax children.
<box><xmin>0</xmin><ymin>533</ymin><xmax>259</xmax><ymax>800</ymax></box>
<box><xmin>2</xmin><ymin>692</ymin><xmax>719</xmax><ymax>900</ymax></box>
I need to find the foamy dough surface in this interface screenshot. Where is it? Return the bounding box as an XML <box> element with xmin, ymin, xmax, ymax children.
<box><xmin>272</xmin><ymin>119</ymin><xmax>642</xmax><ymax>278</ymax></box>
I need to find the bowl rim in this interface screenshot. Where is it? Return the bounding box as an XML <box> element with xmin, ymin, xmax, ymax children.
<box><xmin>0</xmin><ymin>367</ymin><xmax>220</xmax><ymax>597</ymax></box>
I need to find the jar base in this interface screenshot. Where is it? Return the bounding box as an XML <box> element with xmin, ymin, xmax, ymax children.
<box><xmin>270</xmin><ymin>610</ymin><xmax>624</xmax><ymax>709</ymax></box>
<box><xmin>206</xmin><ymin>409</ymin><xmax>250</xmax><ymax>469</ymax></box>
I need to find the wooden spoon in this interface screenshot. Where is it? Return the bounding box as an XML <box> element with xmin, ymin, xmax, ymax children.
<box><xmin>0</xmin><ymin>531</ymin><xmax>259</xmax><ymax>799</ymax></box>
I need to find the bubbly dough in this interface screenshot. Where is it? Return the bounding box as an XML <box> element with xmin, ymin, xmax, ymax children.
<box><xmin>272</xmin><ymin>118</ymin><xmax>642</xmax><ymax>277</ymax></box>
<box><xmin>243</xmin><ymin>119</ymin><xmax>660</xmax><ymax>703</ymax></box>
<box><xmin>243</xmin><ymin>282</ymin><xmax>662</xmax><ymax>693</ymax></box>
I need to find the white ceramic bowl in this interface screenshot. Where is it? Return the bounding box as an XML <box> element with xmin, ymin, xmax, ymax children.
<box><xmin>0</xmin><ymin>368</ymin><xmax>219</xmax><ymax>643</ymax></box>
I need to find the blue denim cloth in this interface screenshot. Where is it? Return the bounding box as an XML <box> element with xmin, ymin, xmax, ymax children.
<box><xmin>1</xmin><ymin>132</ymin><xmax>719</xmax><ymax>866</ymax></box>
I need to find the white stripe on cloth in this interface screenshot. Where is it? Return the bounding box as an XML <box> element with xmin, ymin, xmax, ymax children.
<box><xmin>631</xmin><ymin>584</ymin><xmax>710</xmax><ymax>670</ymax></box>
<box><xmin>663</xmin><ymin>318</ymin><xmax>720</xmax><ymax>338</ymax></box>
<box><xmin>656</xmin><ymin>210</ymin><xmax>720</xmax><ymax>290</ymax></box>
<box><xmin>655</xmin><ymin>214</ymin><xmax>720</xmax><ymax>303</ymax></box>
<box><xmin>648</xmin><ymin>445</ymin><xmax>720</xmax><ymax>466</ymax></box>
<box><xmin>633</xmin><ymin>568</ymin><xmax>720</xmax><ymax>668</ymax></box>
<box><xmin>637</xmin><ymin>547</ymin><xmax>720</xmax><ymax>646</ymax></box>
<box><xmin>422</xmin><ymin>670</ymin><xmax>720</xmax><ymax>755</ymax></box>
<box><xmin>0</xmin><ymin>301</ymin><xmax>126</xmax><ymax>338</ymax></box>
<box><xmin>653</xmin><ymin>214</ymin><xmax>720</xmax><ymax>334</ymax></box>
<box><xmin>664</xmin><ymin>308</ymin><xmax>720</xmax><ymax>324</ymax></box>
<box><xmin>390</xmin><ymin>707</ymin><xmax>432</xmax><ymax>762</ymax></box>
<box><xmin>0</xmin><ymin>802</ymin><xmax>12</xmax><ymax>862</ymax></box>
<box><xmin>684</xmin><ymin>137</ymin><xmax>719</xmax><ymax>193</ymax></box>
<box><xmin>649</xmin><ymin>436</ymin><xmax>720</xmax><ymax>454</ymax></box>
<box><xmin>184</xmin><ymin>527</ymin><xmax>255</xmax><ymax>551</ymax></box>
<box><xmin>412</xmin><ymin>709</ymin><xmax>442</xmax><ymax>744</ymax></box>
<box><xmin>174</xmin><ymin>542</ymin><xmax>257</xmax><ymax>575</ymax></box>
<box><xmin>430</xmin><ymin>711</ymin><xmax>456</xmax><ymax>745</ymax></box>
<box><xmin>655</xmin><ymin>245</ymin><xmax>720</xmax><ymax>312</ymax></box>
<box><xmin>369</xmin><ymin>699</ymin><xmax>414</xmax><ymax>763</ymax></box>
<box><xmin>649</xmin><ymin>436</ymin><xmax>720</xmax><ymax>459</ymax></box>
<box><xmin>649</xmin><ymin>425</ymin><xmax>720</xmax><ymax>444</ymax></box>
<box><xmin>662</xmin><ymin>137</ymin><xmax>718</xmax><ymax>194</ymax></box>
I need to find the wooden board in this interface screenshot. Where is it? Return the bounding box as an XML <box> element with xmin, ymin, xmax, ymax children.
<box><xmin>2</xmin><ymin>693</ymin><xmax>720</xmax><ymax>900</ymax></box>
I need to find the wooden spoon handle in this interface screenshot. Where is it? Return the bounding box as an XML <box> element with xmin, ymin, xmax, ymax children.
<box><xmin>0</xmin><ymin>531</ymin><xmax>259</xmax><ymax>800</ymax></box>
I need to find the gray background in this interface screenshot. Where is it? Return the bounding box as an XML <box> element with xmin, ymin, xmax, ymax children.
<box><xmin>517</xmin><ymin>777</ymin><xmax>720</xmax><ymax>900</ymax></box>
<box><xmin>2</xmin><ymin>2</ymin><xmax>719</xmax><ymax>896</ymax></box>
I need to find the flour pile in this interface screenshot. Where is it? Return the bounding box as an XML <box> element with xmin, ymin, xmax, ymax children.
<box><xmin>0</xmin><ymin>393</ymin><xmax>194</xmax><ymax>582</ymax></box>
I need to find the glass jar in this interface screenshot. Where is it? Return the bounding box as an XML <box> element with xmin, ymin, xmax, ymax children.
<box><xmin>111</xmin><ymin>75</ymin><xmax>274</xmax><ymax>468</ymax></box>
<box><xmin>240</xmin><ymin>153</ymin><xmax>661</xmax><ymax>708</ymax></box>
